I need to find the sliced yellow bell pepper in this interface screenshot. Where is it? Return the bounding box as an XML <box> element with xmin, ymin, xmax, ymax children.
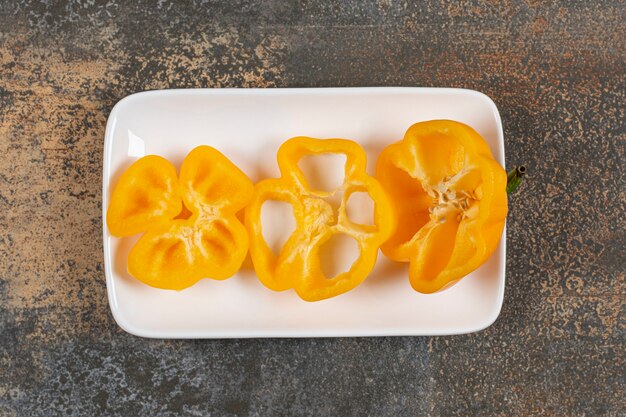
<box><xmin>246</xmin><ymin>137</ymin><xmax>396</xmax><ymax>301</ymax></box>
<box><xmin>376</xmin><ymin>120</ymin><xmax>508</xmax><ymax>293</ymax></box>
<box><xmin>107</xmin><ymin>146</ymin><xmax>253</xmax><ymax>290</ymax></box>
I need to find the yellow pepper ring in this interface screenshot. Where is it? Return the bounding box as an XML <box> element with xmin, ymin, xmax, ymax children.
<box><xmin>246</xmin><ymin>137</ymin><xmax>396</xmax><ymax>302</ymax></box>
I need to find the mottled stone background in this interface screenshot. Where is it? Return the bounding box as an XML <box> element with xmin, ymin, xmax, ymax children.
<box><xmin>1</xmin><ymin>1</ymin><xmax>624</xmax><ymax>416</ymax></box>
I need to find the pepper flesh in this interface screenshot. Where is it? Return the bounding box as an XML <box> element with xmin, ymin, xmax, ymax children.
<box><xmin>245</xmin><ymin>137</ymin><xmax>396</xmax><ymax>301</ymax></box>
<box><xmin>107</xmin><ymin>146</ymin><xmax>253</xmax><ymax>290</ymax></box>
<box><xmin>376</xmin><ymin>120</ymin><xmax>508</xmax><ymax>293</ymax></box>
<box><xmin>107</xmin><ymin>155</ymin><xmax>182</xmax><ymax>237</ymax></box>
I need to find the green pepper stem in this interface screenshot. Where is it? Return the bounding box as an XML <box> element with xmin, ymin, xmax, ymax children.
<box><xmin>506</xmin><ymin>166</ymin><xmax>526</xmax><ymax>194</ymax></box>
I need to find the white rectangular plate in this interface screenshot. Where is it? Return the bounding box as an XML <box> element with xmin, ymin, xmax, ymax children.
<box><xmin>103</xmin><ymin>87</ymin><xmax>506</xmax><ymax>338</ymax></box>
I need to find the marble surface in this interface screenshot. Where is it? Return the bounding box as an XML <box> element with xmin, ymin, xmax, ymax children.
<box><xmin>1</xmin><ymin>1</ymin><xmax>624</xmax><ymax>416</ymax></box>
